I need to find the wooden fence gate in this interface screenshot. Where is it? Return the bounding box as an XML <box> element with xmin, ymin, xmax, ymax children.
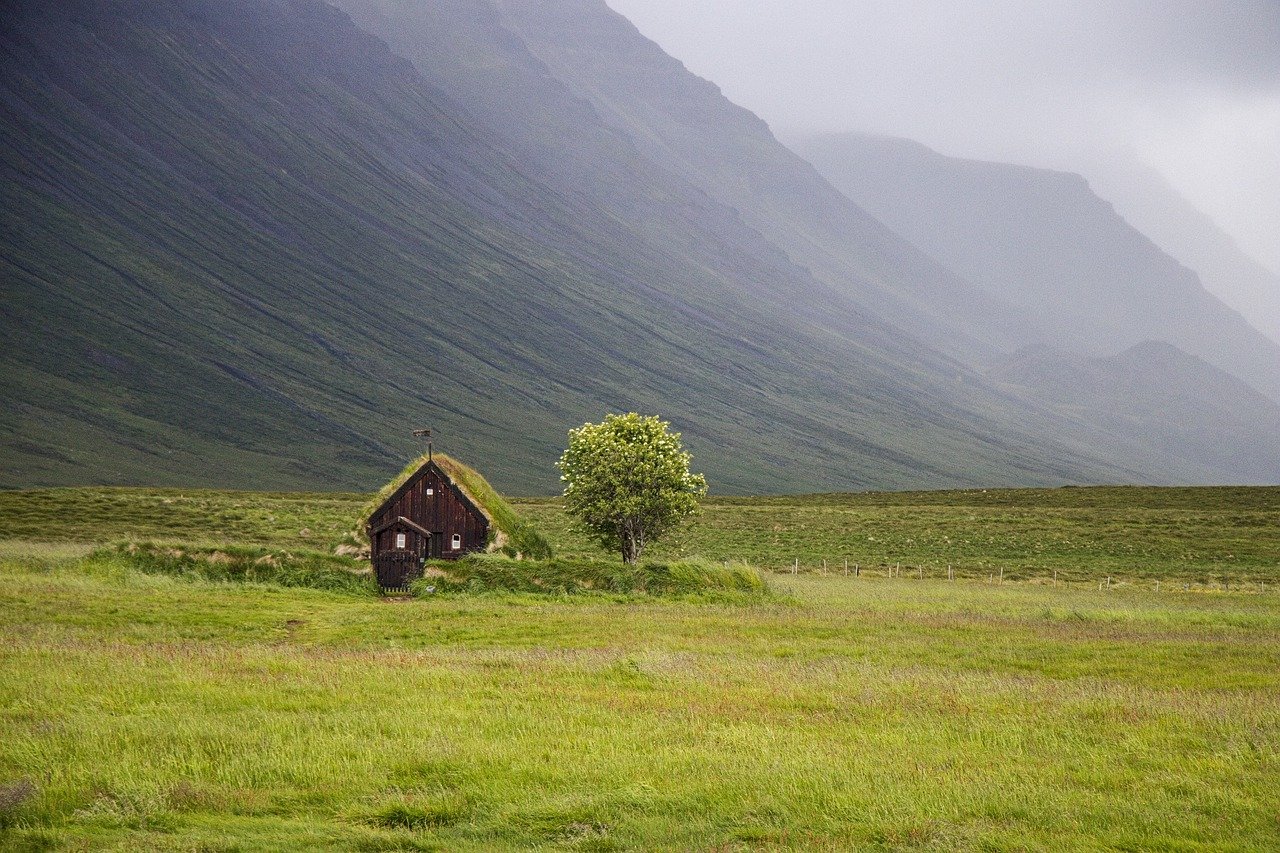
<box><xmin>373</xmin><ymin>550</ymin><xmax>424</xmax><ymax>592</ymax></box>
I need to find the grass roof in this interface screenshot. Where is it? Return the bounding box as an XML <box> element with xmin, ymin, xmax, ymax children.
<box><xmin>359</xmin><ymin>453</ymin><xmax>551</xmax><ymax>559</ymax></box>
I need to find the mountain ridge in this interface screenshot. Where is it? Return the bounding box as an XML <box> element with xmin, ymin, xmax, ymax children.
<box><xmin>1078</xmin><ymin>155</ymin><xmax>1280</xmax><ymax>347</ymax></box>
<box><xmin>792</xmin><ymin>131</ymin><xmax>1280</xmax><ymax>401</ymax></box>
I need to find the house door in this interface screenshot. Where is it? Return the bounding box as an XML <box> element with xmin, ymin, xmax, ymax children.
<box><xmin>373</xmin><ymin>530</ymin><xmax>429</xmax><ymax>590</ymax></box>
<box><xmin>373</xmin><ymin>551</ymin><xmax>423</xmax><ymax>590</ymax></box>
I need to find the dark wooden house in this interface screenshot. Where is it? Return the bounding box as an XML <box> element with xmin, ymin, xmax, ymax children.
<box><xmin>366</xmin><ymin>455</ymin><xmax>493</xmax><ymax>590</ymax></box>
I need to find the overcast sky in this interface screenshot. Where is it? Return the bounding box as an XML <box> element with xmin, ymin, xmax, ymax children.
<box><xmin>606</xmin><ymin>0</ymin><xmax>1280</xmax><ymax>272</ymax></box>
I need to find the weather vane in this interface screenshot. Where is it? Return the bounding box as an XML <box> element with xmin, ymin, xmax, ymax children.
<box><xmin>412</xmin><ymin>428</ymin><xmax>433</xmax><ymax>461</ymax></box>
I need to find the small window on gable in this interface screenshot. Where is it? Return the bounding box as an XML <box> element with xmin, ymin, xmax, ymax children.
<box><xmin>395</xmin><ymin>532</ymin><xmax>406</xmax><ymax>549</ymax></box>
<box><xmin>451</xmin><ymin>534</ymin><xmax>462</xmax><ymax>550</ymax></box>
<box><xmin>426</xmin><ymin>488</ymin><xmax>434</xmax><ymax>496</ymax></box>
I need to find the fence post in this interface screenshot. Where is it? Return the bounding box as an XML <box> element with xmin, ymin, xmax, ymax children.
<box><xmin>919</xmin><ymin>565</ymin><xmax>923</xmax><ymax>580</ymax></box>
<box><xmin>999</xmin><ymin>567</ymin><xmax>1004</xmax><ymax>584</ymax></box>
<box><xmin>822</xmin><ymin>559</ymin><xmax>827</xmax><ymax>573</ymax></box>
<box><xmin>793</xmin><ymin>558</ymin><xmax>798</xmax><ymax>575</ymax></box>
<box><xmin>948</xmin><ymin>565</ymin><xmax>953</xmax><ymax>581</ymax></box>
<box><xmin>855</xmin><ymin>563</ymin><xmax>860</xmax><ymax>577</ymax></box>
<box><xmin>844</xmin><ymin>558</ymin><xmax>848</xmax><ymax>576</ymax></box>
<box><xmin>1053</xmin><ymin>569</ymin><xmax>1057</xmax><ymax>586</ymax></box>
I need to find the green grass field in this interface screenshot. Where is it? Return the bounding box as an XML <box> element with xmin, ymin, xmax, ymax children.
<box><xmin>4</xmin><ymin>484</ymin><xmax>1276</xmax><ymax>584</ymax></box>
<box><xmin>2</xmin><ymin>486</ymin><xmax>1278</xmax><ymax>849</ymax></box>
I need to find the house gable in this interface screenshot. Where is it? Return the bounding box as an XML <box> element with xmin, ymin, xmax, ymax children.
<box><xmin>366</xmin><ymin>459</ymin><xmax>490</xmax><ymax>561</ymax></box>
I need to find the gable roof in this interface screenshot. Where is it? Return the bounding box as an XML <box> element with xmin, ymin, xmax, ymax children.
<box><xmin>369</xmin><ymin>515</ymin><xmax>434</xmax><ymax>538</ymax></box>
<box><xmin>364</xmin><ymin>455</ymin><xmax>491</xmax><ymax>530</ymax></box>
<box><xmin>359</xmin><ymin>452</ymin><xmax>552</xmax><ymax>558</ymax></box>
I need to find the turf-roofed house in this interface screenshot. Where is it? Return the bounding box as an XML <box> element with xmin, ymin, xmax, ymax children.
<box><xmin>364</xmin><ymin>452</ymin><xmax>549</xmax><ymax>590</ymax></box>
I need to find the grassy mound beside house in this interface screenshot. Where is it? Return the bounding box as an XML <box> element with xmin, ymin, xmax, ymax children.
<box><xmin>410</xmin><ymin>553</ymin><xmax>769</xmax><ymax>600</ymax></box>
<box><xmin>354</xmin><ymin>453</ymin><xmax>551</xmax><ymax>559</ymax></box>
<box><xmin>93</xmin><ymin>542</ymin><xmax>377</xmax><ymax>596</ymax></box>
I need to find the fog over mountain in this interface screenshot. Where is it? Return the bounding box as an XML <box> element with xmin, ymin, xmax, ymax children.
<box><xmin>607</xmin><ymin>0</ymin><xmax>1280</xmax><ymax>279</ymax></box>
<box><xmin>791</xmin><ymin>132</ymin><xmax>1280</xmax><ymax>403</ymax></box>
<box><xmin>3</xmin><ymin>0</ymin><xmax>1278</xmax><ymax>491</ymax></box>
<box><xmin>1077</xmin><ymin>155</ymin><xmax>1280</xmax><ymax>346</ymax></box>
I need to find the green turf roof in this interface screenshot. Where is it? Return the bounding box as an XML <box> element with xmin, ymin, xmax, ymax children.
<box><xmin>361</xmin><ymin>453</ymin><xmax>551</xmax><ymax>558</ymax></box>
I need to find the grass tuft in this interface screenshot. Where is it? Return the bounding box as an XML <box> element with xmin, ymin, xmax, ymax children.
<box><xmin>366</xmin><ymin>795</ymin><xmax>469</xmax><ymax>830</ymax></box>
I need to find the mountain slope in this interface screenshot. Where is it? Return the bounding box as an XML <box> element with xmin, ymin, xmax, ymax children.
<box><xmin>3</xmin><ymin>0</ymin><xmax>1153</xmax><ymax>493</ymax></box>
<box><xmin>989</xmin><ymin>341</ymin><xmax>1280</xmax><ymax>484</ymax></box>
<box><xmin>334</xmin><ymin>0</ymin><xmax>1051</xmax><ymax>366</ymax></box>
<box><xmin>1080</xmin><ymin>156</ymin><xmax>1280</xmax><ymax>347</ymax></box>
<box><xmin>793</xmin><ymin>132</ymin><xmax>1280</xmax><ymax>402</ymax></box>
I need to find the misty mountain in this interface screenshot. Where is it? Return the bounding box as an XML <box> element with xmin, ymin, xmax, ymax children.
<box><xmin>2</xmin><ymin>0</ymin><xmax>1273</xmax><ymax>493</ymax></box>
<box><xmin>3</xmin><ymin>0</ymin><xmax>1155</xmax><ymax>493</ymax></box>
<box><xmin>792</xmin><ymin>132</ymin><xmax>1280</xmax><ymax>402</ymax></box>
<box><xmin>990</xmin><ymin>342</ymin><xmax>1280</xmax><ymax>484</ymax></box>
<box><xmin>333</xmin><ymin>0</ymin><xmax>1048</xmax><ymax>366</ymax></box>
<box><xmin>1080</xmin><ymin>157</ymin><xmax>1280</xmax><ymax>347</ymax></box>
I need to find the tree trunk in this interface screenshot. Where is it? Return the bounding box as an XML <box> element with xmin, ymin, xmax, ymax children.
<box><xmin>620</xmin><ymin>520</ymin><xmax>644</xmax><ymax>565</ymax></box>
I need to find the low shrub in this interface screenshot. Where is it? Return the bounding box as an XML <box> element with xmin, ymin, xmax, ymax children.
<box><xmin>409</xmin><ymin>554</ymin><xmax>769</xmax><ymax>600</ymax></box>
<box><xmin>93</xmin><ymin>542</ymin><xmax>378</xmax><ymax>596</ymax></box>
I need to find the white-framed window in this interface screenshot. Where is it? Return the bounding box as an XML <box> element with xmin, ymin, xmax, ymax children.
<box><xmin>451</xmin><ymin>534</ymin><xmax>462</xmax><ymax>550</ymax></box>
<box><xmin>395</xmin><ymin>532</ymin><xmax>406</xmax><ymax>549</ymax></box>
<box><xmin>426</xmin><ymin>488</ymin><xmax>434</xmax><ymax>496</ymax></box>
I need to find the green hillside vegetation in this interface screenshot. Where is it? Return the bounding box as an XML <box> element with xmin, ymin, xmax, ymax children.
<box><xmin>0</xmin><ymin>0</ymin><xmax>1126</xmax><ymax>496</ymax></box>
<box><xmin>2</xmin><ymin>526</ymin><xmax>1277</xmax><ymax>848</ymax></box>
<box><xmin>984</xmin><ymin>341</ymin><xmax>1280</xmax><ymax>483</ymax></box>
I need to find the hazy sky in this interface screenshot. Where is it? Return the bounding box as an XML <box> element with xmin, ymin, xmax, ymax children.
<box><xmin>606</xmin><ymin>0</ymin><xmax>1280</xmax><ymax>272</ymax></box>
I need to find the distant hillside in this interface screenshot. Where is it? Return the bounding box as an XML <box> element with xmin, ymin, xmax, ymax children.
<box><xmin>989</xmin><ymin>342</ymin><xmax>1280</xmax><ymax>484</ymax></box>
<box><xmin>1079</xmin><ymin>156</ymin><xmax>1280</xmax><ymax>347</ymax></box>
<box><xmin>2</xmin><ymin>0</ymin><xmax>1152</xmax><ymax>493</ymax></box>
<box><xmin>792</xmin><ymin>132</ymin><xmax>1280</xmax><ymax>402</ymax></box>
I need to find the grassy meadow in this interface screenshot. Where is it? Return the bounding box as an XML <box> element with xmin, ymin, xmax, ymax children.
<box><xmin>1</xmin><ymin>485</ymin><xmax>1278</xmax><ymax>849</ymax></box>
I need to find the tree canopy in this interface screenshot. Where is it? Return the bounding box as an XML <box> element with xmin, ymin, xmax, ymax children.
<box><xmin>557</xmin><ymin>413</ymin><xmax>708</xmax><ymax>564</ymax></box>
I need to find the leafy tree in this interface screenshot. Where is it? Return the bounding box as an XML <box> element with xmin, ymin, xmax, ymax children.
<box><xmin>558</xmin><ymin>413</ymin><xmax>708</xmax><ymax>564</ymax></box>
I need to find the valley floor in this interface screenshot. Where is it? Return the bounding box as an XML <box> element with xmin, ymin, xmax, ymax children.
<box><xmin>1</xmin><ymin>486</ymin><xmax>1278</xmax><ymax>849</ymax></box>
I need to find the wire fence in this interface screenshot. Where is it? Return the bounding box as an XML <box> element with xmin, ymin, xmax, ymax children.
<box><xmin>736</xmin><ymin>557</ymin><xmax>1275</xmax><ymax>594</ymax></box>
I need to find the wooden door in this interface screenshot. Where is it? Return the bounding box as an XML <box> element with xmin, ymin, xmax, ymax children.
<box><xmin>373</xmin><ymin>528</ymin><xmax>429</xmax><ymax>591</ymax></box>
<box><xmin>373</xmin><ymin>550</ymin><xmax>423</xmax><ymax>591</ymax></box>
